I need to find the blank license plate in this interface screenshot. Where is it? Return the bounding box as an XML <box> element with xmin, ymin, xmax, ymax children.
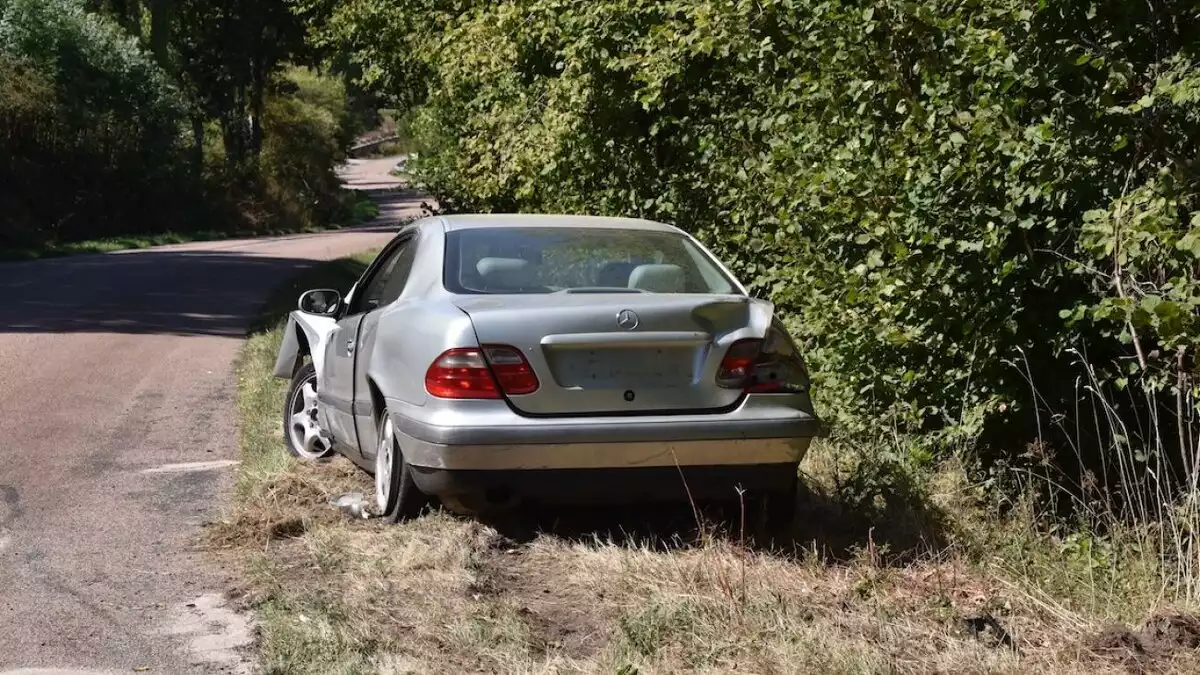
<box><xmin>547</xmin><ymin>347</ymin><xmax>696</xmax><ymax>388</ymax></box>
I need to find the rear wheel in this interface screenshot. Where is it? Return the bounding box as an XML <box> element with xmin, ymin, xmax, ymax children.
<box><xmin>374</xmin><ymin>411</ymin><xmax>429</xmax><ymax>522</ymax></box>
<box><xmin>283</xmin><ymin>362</ymin><xmax>335</xmax><ymax>461</ymax></box>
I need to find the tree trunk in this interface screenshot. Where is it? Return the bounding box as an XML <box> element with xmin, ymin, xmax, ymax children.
<box><xmin>149</xmin><ymin>0</ymin><xmax>171</xmax><ymax>64</ymax></box>
<box><xmin>249</xmin><ymin>51</ymin><xmax>266</xmax><ymax>158</ymax></box>
<box><xmin>191</xmin><ymin>113</ymin><xmax>204</xmax><ymax>170</ymax></box>
<box><xmin>221</xmin><ymin>95</ymin><xmax>245</xmax><ymax>167</ymax></box>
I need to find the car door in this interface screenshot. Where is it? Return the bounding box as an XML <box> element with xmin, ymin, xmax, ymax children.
<box><xmin>320</xmin><ymin>233</ymin><xmax>414</xmax><ymax>459</ymax></box>
<box><xmin>352</xmin><ymin>240</ymin><xmax>419</xmax><ymax>460</ymax></box>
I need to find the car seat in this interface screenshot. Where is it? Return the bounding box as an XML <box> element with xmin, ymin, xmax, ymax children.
<box><xmin>627</xmin><ymin>263</ymin><xmax>685</xmax><ymax>293</ymax></box>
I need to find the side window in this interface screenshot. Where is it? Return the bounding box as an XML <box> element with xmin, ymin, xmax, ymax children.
<box><xmin>351</xmin><ymin>239</ymin><xmax>411</xmax><ymax>314</ymax></box>
<box><xmin>376</xmin><ymin>244</ymin><xmax>417</xmax><ymax>306</ymax></box>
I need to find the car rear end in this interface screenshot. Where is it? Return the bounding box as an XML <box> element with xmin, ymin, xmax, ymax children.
<box><xmin>388</xmin><ymin>217</ymin><xmax>821</xmax><ymax>508</ymax></box>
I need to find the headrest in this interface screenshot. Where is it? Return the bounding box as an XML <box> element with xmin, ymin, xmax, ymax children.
<box><xmin>476</xmin><ymin>257</ymin><xmax>535</xmax><ymax>289</ymax></box>
<box><xmin>628</xmin><ymin>264</ymin><xmax>684</xmax><ymax>293</ymax></box>
<box><xmin>596</xmin><ymin>261</ymin><xmax>636</xmax><ymax>288</ymax></box>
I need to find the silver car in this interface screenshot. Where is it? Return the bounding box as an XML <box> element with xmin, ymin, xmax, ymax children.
<box><xmin>275</xmin><ymin>214</ymin><xmax>821</xmax><ymax>526</ymax></box>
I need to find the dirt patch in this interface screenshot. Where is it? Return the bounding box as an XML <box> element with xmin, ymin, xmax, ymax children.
<box><xmin>1089</xmin><ymin>625</ymin><xmax>1158</xmax><ymax>673</ymax></box>
<box><xmin>1144</xmin><ymin>612</ymin><xmax>1200</xmax><ymax>650</ymax></box>
<box><xmin>1087</xmin><ymin>611</ymin><xmax>1200</xmax><ymax>672</ymax></box>
<box><xmin>469</xmin><ymin>537</ymin><xmax>612</xmax><ymax>659</ymax></box>
<box><xmin>267</xmin><ymin>517</ymin><xmax>307</xmax><ymax>540</ymax></box>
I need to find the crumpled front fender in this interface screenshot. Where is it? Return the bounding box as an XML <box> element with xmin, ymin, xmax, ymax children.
<box><xmin>272</xmin><ymin>311</ymin><xmax>337</xmax><ymax>380</ymax></box>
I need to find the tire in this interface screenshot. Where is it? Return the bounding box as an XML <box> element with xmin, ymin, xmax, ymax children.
<box><xmin>283</xmin><ymin>361</ymin><xmax>336</xmax><ymax>461</ymax></box>
<box><xmin>374</xmin><ymin>410</ymin><xmax>429</xmax><ymax>522</ymax></box>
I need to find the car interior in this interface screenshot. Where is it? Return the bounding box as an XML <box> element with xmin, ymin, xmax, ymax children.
<box><xmin>472</xmin><ymin>257</ymin><xmax>688</xmax><ymax>293</ymax></box>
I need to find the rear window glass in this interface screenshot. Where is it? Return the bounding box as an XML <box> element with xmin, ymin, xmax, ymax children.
<box><xmin>442</xmin><ymin>226</ymin><xmax>739</xmax><ymax>295</ymax></box>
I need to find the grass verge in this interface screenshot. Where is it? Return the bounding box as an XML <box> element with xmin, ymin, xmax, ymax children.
<box><xmin>208</xmin><ymin>253</ymin><xmax>1200</xmax><ymax>674</ymax></box>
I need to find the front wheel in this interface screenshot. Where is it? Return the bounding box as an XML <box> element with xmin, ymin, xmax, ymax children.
<box><xmin>283</xmin><ymin>362</ymin><xmax>335</xmax><ymax>461</ymax></box>
<box><xmin>374</xmin><ymin>412</ymin><xmax>429</xmax><ymax>522</ymax></box>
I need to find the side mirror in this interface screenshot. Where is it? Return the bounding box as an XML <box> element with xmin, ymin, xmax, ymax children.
<box><xmin>298</xmin><ymin>288</ymin><xmax>342</xmax><ymax>316</ymax></box>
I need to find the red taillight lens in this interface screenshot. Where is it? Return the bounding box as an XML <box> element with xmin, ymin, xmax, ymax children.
<box><xmin>425</xmin><ymin>348</ymin><xmax>500</xmax><ymax>399</ymax></box>
<box><xmin>481</xmin><ymin>345</ymin><xmax>539</xmax><ymax>395</ymax></box>
<box><xmin>716</xmin><ymin>326</ymin><xmax>810</xmax><ymax>393</ymax></box>
<box><xmin>424</xmin><ymin>345</ymin><xmax>539</xmax><ymax>399</ymax></box>
<box><xmin>716</xmin><ymin>338</ymin><xmax>763</xmax><ymax>388</ymax></box>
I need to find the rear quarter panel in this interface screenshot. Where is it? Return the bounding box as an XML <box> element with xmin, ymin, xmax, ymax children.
<box><xmin>357</xmin><ymin>221</ymin><xmax>479</xmax><ymax>454</ymax></box>
<box><xmin>367</xmin><ymin>301</ymin><xmax>480</xmax><ymax>410</ymax></box>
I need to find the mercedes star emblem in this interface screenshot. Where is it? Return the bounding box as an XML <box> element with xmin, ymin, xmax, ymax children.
<box><xmin>616</xmin><ymin>309</ymin><xmax>640</xmax><ymax>330</ymax></box>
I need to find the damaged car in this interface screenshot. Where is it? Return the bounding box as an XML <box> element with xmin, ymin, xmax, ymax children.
<box><xmin>274</xmin><ymin>214</ymin><xmax>821</xmax><ymax>527</ymax></box>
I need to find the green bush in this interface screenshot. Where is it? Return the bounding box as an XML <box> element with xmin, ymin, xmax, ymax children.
<box><xmin>1</xmin><ymin>1</ymin><xmax>363</xmax><ymax>251</ymax></box>
<box><xmin>256</xmin><ymin>67</ymin><xmax>356</xmax><ymax>228</ymax></box>
<box><xmin>319</xmin><ymin>0</ymin><xmax>1200</xmax><ymax>467</ymax></box>
<box><xmin>194</xmin><ymin>67</ymin><xmax>359</xmax><ymax>234</ymax></box>
<box><xmin>0</xmin><ymin>0</ymin><xmax>192</xmax><ymax>247</ymax></box>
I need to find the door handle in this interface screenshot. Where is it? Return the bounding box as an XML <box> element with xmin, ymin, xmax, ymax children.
<box><xmin>346</xmin><ymin>339</ymin><xmax>355</xmax><ymax>354</ymax></box>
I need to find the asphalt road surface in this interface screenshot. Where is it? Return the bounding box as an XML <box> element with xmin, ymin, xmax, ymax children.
<box><xmin>0</xmin><ymin>158</ymin><xmax>423</xmax><ymax>673</ymax></box>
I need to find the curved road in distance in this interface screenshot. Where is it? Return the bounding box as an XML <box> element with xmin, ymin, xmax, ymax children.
<box><xmin>0</xmin><ymin>158</ymin><xmax>422</xmax><ymax>673</ymax></box>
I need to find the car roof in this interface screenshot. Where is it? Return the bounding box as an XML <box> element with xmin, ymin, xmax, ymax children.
<box><xmin>427</xmin><ymin>213</ymin><xmax>686</xmax><ymax>235</ymax></box>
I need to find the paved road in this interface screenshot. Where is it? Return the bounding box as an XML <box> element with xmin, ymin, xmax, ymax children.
<box><xmin>0</xmin><ymin>159</ymin><xmax>423</xmax><ymax>673</ymax></box>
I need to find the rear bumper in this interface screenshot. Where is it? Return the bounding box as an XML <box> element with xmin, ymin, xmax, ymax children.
<box><xmin>388</xmin><ymin>394</ymin><xmax>820</xmax><ymax>446</ymax></box>
<box><xmin>398</xmin><ymin>435</ymin><xmax>812</xmax><ymax>471</ymax></box>
<box><xmin>386</xmin><ymin>394</ymin><xmax>819</xmax><ymax>472</ymax></box>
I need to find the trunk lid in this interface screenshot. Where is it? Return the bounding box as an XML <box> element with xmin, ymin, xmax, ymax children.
<box><xmin>453</xmin><ymin>293</ymin><xmax>773</xmax><ymax>415</ymax></box>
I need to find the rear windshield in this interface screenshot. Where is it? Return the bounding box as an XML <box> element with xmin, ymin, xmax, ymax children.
<box><xmin>443</xmin><ymin>226</ymin><xmax>740</xmax><ymax>295</ymax></box>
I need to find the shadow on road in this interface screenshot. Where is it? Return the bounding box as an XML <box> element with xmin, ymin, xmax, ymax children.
<box><xmin>0</xmin><ymin>244</ymin><xmax>382</xmax><ymax>337</ymax></box>
<box><xmin>248</xmin><ymin>256</ymin><xmax>372</xmax><ymax>336</ymax></box>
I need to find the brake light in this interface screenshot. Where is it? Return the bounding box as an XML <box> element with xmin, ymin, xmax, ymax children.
<box><xmin>424</xmin><ymin>345</ymin><xmax>539</xmax><ymax>399</ymax></box>
<box><xmin>481</xmin><ymin>345</ymin><xmax>539</xmax><ymax>395</ymax></box>
<box><xmin>716</xmin><ymin>339</ymin><xmax>762</xmax><ymax>388</ymax></box>
<box><xmin>716</xmin><ymin>325</ymin><xmax>810</xmax><ymax>393</ymax></box>
<box><xmin>425</xmin><ymin>348</ymin><xmax>499</xmax><ymax>399</ymax></box>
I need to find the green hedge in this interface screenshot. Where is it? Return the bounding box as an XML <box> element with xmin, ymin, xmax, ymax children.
<box><xmin>320</xmin><ymin>0</ymin><xmax>1200</xmax><ymax>460</ymax></box>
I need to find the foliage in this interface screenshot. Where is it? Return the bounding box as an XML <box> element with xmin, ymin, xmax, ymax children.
<box><xmin>0</xmin><ymin>0</ymin><xmax>364</xmax><ymax>252</ymax></box>
<box><xmin>170</xmin><ymin>0</ymin><xmax>311</xmax><ymax>162</ymax></box>
<box><xmin>0</xmin><ymin>0</ymin><xmax>182</xmax><ymax>125</ymax></box>
<box><xmin>315</xmin><ymin>0</ymin><xmax>1200</xmax><ymax>468</ymax></box>
<box><xmin>0</xmin><ymin>0</ymin><xmax>189</xmax><ymax>247</ymax></box>
<box><xmin>257</xmin><ymin>67</ymin><xmax>357</xmax><ymax>228</ymax></box>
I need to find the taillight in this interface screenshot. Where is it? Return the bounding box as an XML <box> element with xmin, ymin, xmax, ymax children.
<box><xmin>424</xmin><ymin>345</ymin><xmax>539</xmax><ymax>399</ymax></box>
<box><xmin>716</xmin><ymin>339</ymin><xmax>762</xmax><ymax>388</ymax></box>
<box><xmin>425</xmin><ymin>348</ymin><xmax>499</xmax><ymax>399</ymax></box>
<box><xmin>481</xmin><ymin>345</ymin><xmax>539</xmax><ymax>395</ymax></box>
<box><xmin>716</xmin><ymin>325</ymin><xmax>810</xmax><ymax>393</ymax></box>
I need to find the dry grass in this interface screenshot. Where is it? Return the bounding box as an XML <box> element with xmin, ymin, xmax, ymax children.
<box><xmin>208</xmin><ymin>254</ymin><xmax>1200</xmax><ymax>674</ymax></box>
<box><xmin>212</xmin><ymin>471</ymin><xmax>1200</xmax><ymax>674</ymax></box>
